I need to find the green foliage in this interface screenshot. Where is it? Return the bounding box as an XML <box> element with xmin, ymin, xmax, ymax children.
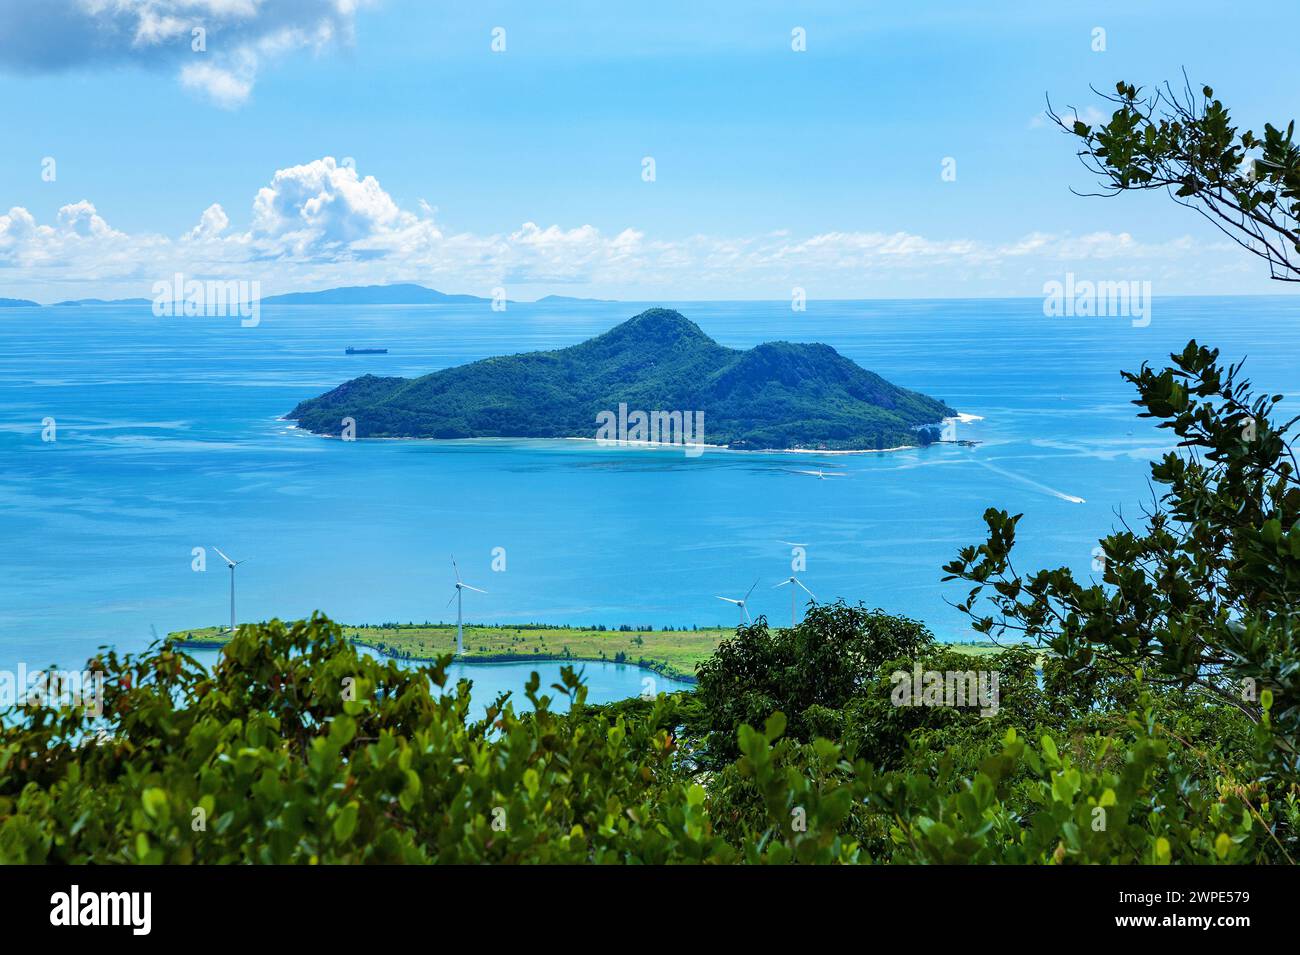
<box><xmin>1054</xmin><ymin>79</ymin><xmax>1300</xmax><ymax>281</ymax></box>
<box><xmin>2</xmin><ymin>617</ymin><xmax>673</xmax><ymax>862</ymax></box>
<box><xmin>288</xmin><ymin>308</ymin><xmax>953</xmax><ymax>450</ymax></box>
<box><xmin>861</xmin><ymin>706</ymin><xmax>1288</xmax><ymax>864</ymax></box>
<box><xmin>944</xmin><ymin>341</ymin><xmax>1300</xmax><ymax>784</ymax></box>
<box><xmin>0</xmin><ymin>610</ymin><xmax>1286</xmax><ymax>864</ymax></box>
<box><xmin>839</xmin><ymin>646</ymin><xmax>1042</xmax><ymax>767</ymax></box>
<box><xmin>693</xmin><ymin>602</ymin><xmax>935</xmax><ymax>760</ymax></box>
<box><xmin>0</xmin><ymin>616</ymin><xmax>864</xmax><ymax>864</ymax></box>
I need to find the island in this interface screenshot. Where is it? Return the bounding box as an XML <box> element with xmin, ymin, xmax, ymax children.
<box><xmin>287</xmin><ymin>307</ymin><xmax>955</xmax><ymax>451</ymax></box>
<box><xmin>533</xmin><ymin>294</ymin><xmax>617</xmax><ymax>303</ymax></box>
<box><xmin>259</xmin><ymin>283</ymin><xmax>493</xmax><ymax>306</ymax></box>
<box><xmin>51</xmin><ymin>297</ymin><xmax>153</xmax><ymax>306</ymax></box>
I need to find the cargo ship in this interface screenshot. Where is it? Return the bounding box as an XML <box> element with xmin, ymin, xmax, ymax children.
<box><xmin>345</xmin><ymin>347</ymin><xmax>388</xmax><ymax>354</ymax></box>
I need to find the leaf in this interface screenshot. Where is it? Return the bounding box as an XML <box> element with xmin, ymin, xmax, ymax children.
<box><xmin>1215</xmin><ymin>833</ymin><xmax>1232</xmax><ymax>860</ymax></box>
<box><xmin>398</xmin><ymin>770</ymin><xmax>421</xmax><ymax>812</ymax></box>
<box><xmin>333</xmin><ymin>802</ymin><xmax>359</xmax><ymax>843</ymax></box>
<box><xmin>141</xmin><ymin>787</ymin><xmax>168</xmax><ymax>821</ymax></box>
<box><xmin>1154</xmin><ymin>837</ymin><xmax>1171</xmax><ymax>864</ymax></box>
<box><xmin>764</xmin><ymin>712</ymin><xmax>787</xmax><ymax>742</ymax></box>
<box><xmin>328</xmin><ymin>714</ymin><xmax>357</xmax><ymax>747</ymax></box>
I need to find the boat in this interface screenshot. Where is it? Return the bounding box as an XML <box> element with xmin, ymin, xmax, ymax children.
<box><xmin>345</xmin><ymin>347</ymin><xmax>388</xmax><ymax>355</ymax></box>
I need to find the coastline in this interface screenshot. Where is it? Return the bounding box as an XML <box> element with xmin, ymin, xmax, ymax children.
<box><xmin>175</xmin><ymin>634</ymin><xmax>701</xmax><ymax>683</ymax></box>
<box><xmin>281</xmin><ymin>414</ymin><xmax>982</xmax><ymax>456</ymax></box>
<box><xmin>172</xmin><ymin>619</ymin><xmax>1003</xmax><ymax>683</ymax></box>
<box><xmin>355</xmin><ymin>639</ymin><xmax>699</xmax><ymax>683</ymax></box>
<box><xmin>170</xmin><ymin>623</ymin><xmax>719</xmax><ymax>683</ymax></box>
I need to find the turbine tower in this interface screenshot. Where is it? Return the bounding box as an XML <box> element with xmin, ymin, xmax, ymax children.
<box><xmin>448</xmin><ymin>555</ymin><xmax>486</xmax><ymax>655</ymax></box>
<box><xmin>212</xmin><ymin>547</ymin><xmax>247</xmax><ymax>634</ymax></box>
<box><xmin>715</xmin><ymin>580</ymin><xmax>759</xmax><ymax>626</ymax></box>
<box><xmin>773</xmin><ymin>575</ymin><xmax>815</xmax><ymax>628</ymax></box>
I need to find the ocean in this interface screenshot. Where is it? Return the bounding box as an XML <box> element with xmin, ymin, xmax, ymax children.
<box><xmin>2</xmin><ymin>296</ymin><xmax>1297</xmax><ymax>697</ymax></box>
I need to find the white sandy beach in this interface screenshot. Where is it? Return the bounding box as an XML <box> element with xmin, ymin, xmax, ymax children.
<box><xmin>283</xmin><ymin>414</ymin><xmax>983</xmax><ymax>456</ymax></box>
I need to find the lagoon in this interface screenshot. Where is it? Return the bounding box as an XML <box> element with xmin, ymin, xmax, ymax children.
<box><xmin>180</xmin><ymin>646</ymin><xmax>691</xmax><ymax>712</ymax></box>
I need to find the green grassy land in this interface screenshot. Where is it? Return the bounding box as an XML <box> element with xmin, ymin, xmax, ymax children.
<box><xmin>168</xmin><ymin>622</ymin><xmax>1006</xmax><ymax>681</ymax></box>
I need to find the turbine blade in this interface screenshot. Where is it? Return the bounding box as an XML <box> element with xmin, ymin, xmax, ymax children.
<box><xmin>451</xmin><ymin>554</ymin><xmax>462</xmax><ymax>583</ymax></box>
<box><xmin>743</xmin><ymin>580</ymin><xmax>759</xmax><ymax>602</ymax></box>
<box><xmin>795</xmin><ymin>579</ymin><xmax>817</xmax><ymax>600</ymax></box>
<box><xmin>213</xmin><ymin>547</ymin><xmax>234</xmax><ymax>566</ymax></box>
<box><xmin>460</xmin><ymin>583</ymin><xmax>486</xmax><ymax>594</ymax></box>
<box><xmin>773</xmin><ymin>579</ymin><xmax>792</xmax><ymax>588</ymax></box>
<box><xmin>445</xmin><ymin>590</ymin><xmax>458</xmax><ymax>608</ymax></box>
<box><xmin>743</xmin><ymin>606</ymin><xmax>753</xmax><ymax>624</ymax></box>
<box><xmin>716</xmin><ymin>596</ymin><xmax>741</xmax><ymax>605</ymax></box>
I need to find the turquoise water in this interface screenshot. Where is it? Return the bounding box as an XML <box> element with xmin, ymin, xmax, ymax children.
<box><xmin>180</xmin><ymin>646</ymin><xmax>691</xmax><ymax>713</ymax></box>
<box><xmin>2</xmin><ymin>297</ymin><xmax>1298</xmax><ymax>702</ymax></box>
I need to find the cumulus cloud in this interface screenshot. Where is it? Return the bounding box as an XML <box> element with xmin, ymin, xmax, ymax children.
<box><xmin>249</xmin><ymin>157</ymin><xmax>422</xmax><ymax>258</ymax></box>
<box><xmin>57</xmin><ymin>200</ymin><xmax>116</xmax><ymax>238</ymax></box>
<box><xmin>0</xmin><ymin>157</ymin><xmax>1248</xmax><ymax>300</ymax></box>
<box><xmin>0</xmin><ymin>200</ymin><xmax>128</xmax><ymax>270</ymax></box>
<box><xmin>0</xmin><ymin>0</ymin><xmax>369</xmax><ymax>107</ymax></box>
<box><xmin>186</xmin><ymin>203</ymin><xmax>230</xmax><ymax>241</ymax></box>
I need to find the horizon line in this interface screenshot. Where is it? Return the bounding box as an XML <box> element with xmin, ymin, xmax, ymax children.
<box><xmin>6</xmin><ymin>290</ymin><xmax>1300</xmax><ymax>308</ymax></box>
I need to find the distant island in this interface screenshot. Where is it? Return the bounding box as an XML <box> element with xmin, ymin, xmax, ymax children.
<box><xmin>259</xmin><ymin>283</ymin><xmax>493</xmax><ymax>306</ymax></box>
<box><xmin>534</xmin><ymin>294</ymin><xmax>617</xmax><ymax>303</ymax></box>
<box><xmin>288</xmin><ymin>307</ymin><xmax>955</xmax><ymax>451</ymax></box>
<box><xmin>52</xmin><ymin>297</ymin><xmax>152</xmax><ymax>306</ymax></box>
<box><xmin>7</xmin><ymin>284</ymin><xmax>612</xmax><ymax>308</ymax></box>
<box><xmin>260</xmin><ymin>284</ymin><xmax>612</xmax><ymax>305</ymax></box>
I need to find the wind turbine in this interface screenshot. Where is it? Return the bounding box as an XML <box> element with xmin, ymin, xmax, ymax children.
<box><xmin>447</xmin><ymin>555</ymin><xmax>486</xmax><ymax>655</ymax></box>
<box><xmin>715</xmin><ymin>580</ymin><xmax>758</xmax><ymax>626</ymax></box>
<box><xmin>773</xmin><ymin>575</ymin><xmax>816</xmax><ymax>628</ymax></box>
<box><xmin>212</xmin><ymin>547</ymin><xmax>247</xmax><ymax>634</ymax></box>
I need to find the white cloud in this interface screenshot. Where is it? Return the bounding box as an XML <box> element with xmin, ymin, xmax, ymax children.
<box><xmin>0</xmin><ymin>157</ymin><xmax>1255</xmax><ymax>300</ymax></box>
<box><xmin>0</xmin><ymin>201</ymin><xmax>128</xmax><ymax>270</ymax></box>
<box><xmin>250</xmin><ymin>157</ymin><xmax>419</xmax><ymax>257</ymax></box>
<box><xmin>56</xmin><ymin>200</ymin><xmax>115</xmax><ymax>238</ymax></box>
<box><xmin>179</xmin><ymin>62</ymin><xmax>253</xmax><ymax>108</ymax></box>
<box><xmin>0</xmin><ymin>0</ymin><xmax>371</xmax><ymax>107</ymax></box>
<box><xmin>187</xmin><ymin>203</ymin><xmax>231</xmax><ymax>241</ymax></box>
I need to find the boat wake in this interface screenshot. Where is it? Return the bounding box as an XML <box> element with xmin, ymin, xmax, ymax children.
<box><xmin>977</xmin><ymin>460</ymin><xmax>1086</xmax><ymax>504</ymax></box>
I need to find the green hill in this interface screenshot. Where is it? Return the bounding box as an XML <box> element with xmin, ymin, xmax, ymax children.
<box><xmin>288</xmin><ymin>307</ymin><xmax>955</xmax><ymax>450</ymax></box>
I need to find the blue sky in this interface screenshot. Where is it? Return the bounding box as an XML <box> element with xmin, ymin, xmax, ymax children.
<box><xmin>2</xmin><ymin>0</ymin><xmax>1298</xmax><ymax>300</ymax></box>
